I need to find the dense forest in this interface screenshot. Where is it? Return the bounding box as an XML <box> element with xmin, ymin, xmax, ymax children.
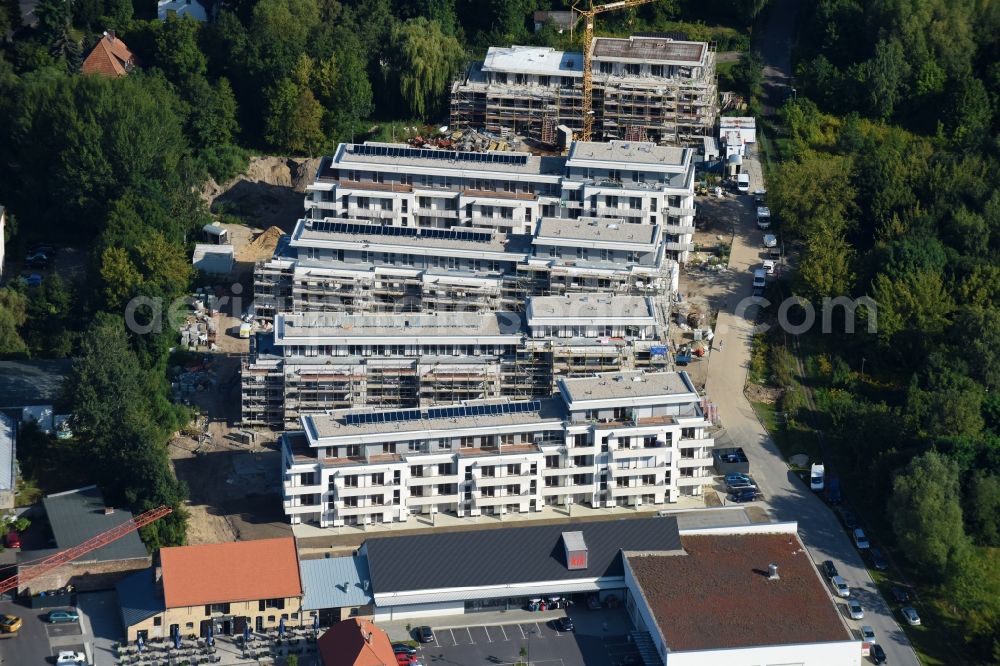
<box><xmin>0</xmin><ymin>0</ymin><xmax>763</xmax><ymax>544</ymax></box>
<box><xmin>758</xmin><ymin>0</ymin><xmax>1000</xmax><ymax>662</ymax></box>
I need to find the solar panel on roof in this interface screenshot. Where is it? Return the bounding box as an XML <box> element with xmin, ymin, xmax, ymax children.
<box><xmin>347</xmin><ymin>143</ymin><xmax>529</xmax><ymax>167</ymax></box>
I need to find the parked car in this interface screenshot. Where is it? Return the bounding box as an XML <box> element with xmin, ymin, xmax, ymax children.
<box><xmin>20</xmin><ymin>273</ymin><xmax>43</xmax><ymax>287</ymax></box>
<box><xmin>25</xmin><ymin>255</ymin><xmax>50</xmax><ymax>268</ymax></box>
<box><xmin>821</xmin><ymin>560</ymin><xmax>839</xmax><ymax>579</ymax></box>
<box><xmin>890</xmin><ymin>585</ymin><xmax>910</xmax><ymax>603</ymax></box>
<box><xmin>847</xmin><ymin>599</ymin><xmax>864</xmax><ymax>620</ymax></box>
<box><xmin>0</xmin><ymin>614</ymin><xmax>22</xmax><ymax>633</ymax></box>
<box><xmin>762</xmin><ymin>234</ymin><xmax>778</xmax><ymax>248</ymax></box>
<box><xmin>854</xmin><ymin>528</ymin><xmax>870</xmax><ymax>549</ymax></box>
<box><xmin>57</xmin><ymin>651</ymin><xmax>88</xmax><ymax>665</ymax></box>
<box><xmin>839</xmin><ymin>507</ymin><xmax>859</xmax><ymax>530</ymax></box>
<box><xmin>753</xmin><ymin>189</ymin><xmax>766</xmax><ymax>205</ymax></box>
<box><xmin>870</xmin><ymin>547</ymin><xmax>889</xmax><ymax>571</ymax></box>
<box><xmin>724</xmin><ymin>473</ymin><xmax>751</xmax><ymax>484</ymax></box>
<box><xmin>48</xmin><ymin>609</ymin><xmax>80</xmax><ymax>624</ymax></box>
<box><xmin>810</xmin><ymin>463</ymin><xmax>825</xmax><ymax>491</ymax></box>
<box><xmin>901</xmin><ymin>606</ymin><xmax>921</xmax><ymax>626</ymax></box>
<box><xmin>736</xmin><ymin>172</ymin><xmax>750</xmax><ymax>193</ymax></box>
<box><xmin>396</xmin><ymin>654</ymin><xmax>418</xmax><ymax>666</ymax></box>
<box><xmin>4</xmin><ymin>531</ymin><xmax>21</xmax><ymax>548</ymax></box>
<box><xmin>861</xmin><ymin>625</ymin><xmax>876</xmax><ymax>644</ymax></box>
<box><xmin>871</xmin><ymin>643</ymin><xmax>887</xmax><ymax>664</ymax></box>
<box><xmin>28</xmin><ymin>244</ymin><xmax>55</xmax><ymax>256</ymax></box>
<box><xmin>830</xmin><ymin>576</ymin><xmax>850</xmax><ymax>598</ymax></box>
<box><xmin>393</xmin><ymin>644</ymin><xmax>418</xmax><ymax>655</ymax></box>
<box><xmin>729</xmin><ymin>488</ymin><xmax>758</xmax><ymax>503</ymax></box>
<box><xmin>762</xmin><ymin>259</ymin><xmax>776</xmax><ymax>275</ymax></box>
<box><xmin>587</xmin><ymin>595</ymin><xmax>601</xmax><ymax>610</ymax></box>
<box><xmin>416</xmin><ymin>626</ymin><xmax>434</xmax><ymax>643</ymax></box>
<box><xmin>826</xmin><ymin>476</ymin><xmax>842</xmax><ymax>504</ymax></box>
<box><xmin>756</xmin><ymin>206</ymin><xmax>771</xmax><ymax>229</ymax></box>
<box><xmin>727</xmin><ymin>479</ymin><xmax>757</xmax><ymax>491</ymax></box>
<box><xmin>557</xmin><ymin>616</ymin><xmax>575</xmax><ymax>632</ymax></box>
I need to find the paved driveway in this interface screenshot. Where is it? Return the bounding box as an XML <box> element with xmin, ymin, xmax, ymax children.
<box><xmin>0</xmin><ymin>599</ymin><xmax>92</xmax><ymax>665</ymax></box>
<box><xmin>703</xmin><ymin>145</ymin><xmax>919</xmax><ymax>666</ymax></box>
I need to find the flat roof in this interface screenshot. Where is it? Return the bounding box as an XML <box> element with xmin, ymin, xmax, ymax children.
<box><xmin>0</xmin><ymin>359</ymin><xmax>71</xmax><ymax>409</ymax></box>
<box><xmin>367</xmin><ymin>516</ymin><xmax>681</xmax><ymax>594</ymax></box>
<box><xmin>300</xmin><ymin>555</ymin><xmax>373</xmax><ymax>611</ymax></box>
<box><xmin>592</xmin><ymin>36</ymin><xmax>707</xmax><ymax>65</ymax></box>
<box><xmin>527</xmin><ymin>294</ymin><xmax>654</xmax><ymax>322</ymax></box>
<box><xmin>276</xmin><ymin>311</ymin><xmax>522</xmax><ymax>342</ymax></box>
<box><xmin>305</xmin><ymin>397</ymin><xmax>566</xmax><ymax>440</ymax></box>
<box><xmin>334</xmin><ymin>142</ymin><xmax>566</xmax><ymax>176</ymax></box>
<box><xmin>720</xmin><ymin>116</ymin><xmax>756</xmax><ymax>128</ymax></box>
<box><xmin>41</xmin><ymin>486</ymin><xmax>148</xmax><ymax>562</ymax></box>
<box><xmin>293</xmin><ymin>219</ymin><xmax>521</xmax><ymax>255</ymax></box>
<box><xmin>627</xmin><ymin>533</ymin><xmax>850</xmax><ymax>651</ymax></box>
<box><xmin>160</xmin><ymin>537</ymin><xmax>302</xmax><ymax>608</ymax></box>
<box><xmin>535</xmin><ymin>218</ymin><xmax>659</xmax><ymax>246</ymax></box>
<box><xmin>483</xmin><ymin>45</ymin><xmax>583</xmax><ymax>77</ymax></box>
<box><xmin>568</xmin><ymin>141</ymin><xmax>687</xmax><ymax>168</ymax></box>
<box><xmin>0</xmin><ymin>414</ymin><xmax>13</xmax><ymax>492</ymax></box>
<box><xmin>559</xmin><ymin>371</ymin><xmax>695</xmax><ymax>405</ymax></box>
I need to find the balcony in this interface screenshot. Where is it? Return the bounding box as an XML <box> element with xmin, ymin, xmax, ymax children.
<box><xmin>609</xmin><ymin>464</ymin><xmax>663</xmax><ymax>479</ymax></box>
<box><xmin>334</xmin><ymin>483</ymin><xmax>395</xmax><ymax>497</ymax></box>
<box><xmin>282</xmin><ymin>500</ymin><xmax>322</xmax><ymax>515</ymax></box>
<box><xmin>611</xmin><ymin>446</ymin><xmax>671</xmax><ymax>462</ymax></box>
<box><xmin>665</xmin><ymin>242</ymin><xmax>695</xmax><ymax>252</ymax></box>
<box><xmin>678</xmin><ymin>456</ymin><xmax>713</xmax><ymax>468</ymax></box>
<box><xmin>407</xmin><ymin>493</ymin><xmax>459</xmax><ymax>507</ymax></box>
<box><xmin>415</xmin><ymin>208</ymin><xmax>459</xmax><ymax>218</ymax></box>
<box><xmin>610</xmin><ymin>484</ymin><xmax>658</xmax><ymax>498</ymax></box>
<box><xmin>474</xmin><ymin>472</ymin><xmax>536</xmax><ymax>488</ymax></box>
<box><xmin>470</xmin><ymin>214</ymin><xmax>519</xmax><ymax>227</ymax></box>
<box><xmin>473</xmin><ymin>493</ymin><xmax>532</xmax><ymax>507</ymax></box>
<box><xmin>407</xmin><ymin>473</ymin><xmax>462</xmax><ymax>486</ymax></box>
<box><xmin>663</xmin><ymin>222</ymin><xmax>696</xmax><ymax>235</ymax></box>
<box><xmin>676</xmin><ymin>474</ymin><xmax>709</xmax><ymax>487</ymax></box>
<box><xmin>347</xmin><ymin>207</ymin><xmax>395</xmax><ymax>219</ymax></box>
<box><xmin>283</xmin><ymin>482</ymin><xmax>324</xmax><ymax>497</ymax></box>
<box><xmin>665</xmin><ymin>206</ymin><xmax>697</xmax><ymax>217</ymax></box>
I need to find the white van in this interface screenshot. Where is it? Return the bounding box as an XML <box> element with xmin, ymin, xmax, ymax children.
<box><xmin>756</xmin><ymin>206</ymin><xmax>771</xmax><ymax>229</ymax></box>
<box><xmin>736</xmin><ymin>173</ymin><xmax>750</xmax><ymax>193</ymax></box>
<box><xmin>810</xmin><ymin>463</ymin><xmax>825</xmax><ymax>491</ymax></box>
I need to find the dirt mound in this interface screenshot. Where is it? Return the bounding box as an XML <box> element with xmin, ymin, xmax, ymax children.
<box><xmin>238</xmin><ymin>226</ymin><xmax>285</xmax><ymax>263</ymax></box>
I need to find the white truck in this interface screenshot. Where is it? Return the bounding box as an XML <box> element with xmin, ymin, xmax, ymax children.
<box><xmin>756</xmin><ymin>206</ymin><xmax>771</xmax><ymax>229</ymax></box>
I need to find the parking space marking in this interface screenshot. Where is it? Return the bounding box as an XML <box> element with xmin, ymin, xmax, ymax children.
<box><xmin>500</xmin><ymin>624</ymin><xmax>508</xmax><ymax>641</ymax></box>
<box><xmin>518</xmin><ymin>624</ymin><xmax>526</xmax><ymax>639</ymax></box>
<box><xmin>448</xmin><ymin>628</ymin><xmax>457</xmax><ymax>646</ymax></box>
<box><xmin>482</xmin><ymin>625</ymin><xmax>492</xmax><ymax>643</ymax></box>
<box><xmin>466</xmin><ymin>626</ymin><xmax>474</xmax><ymax>644</ymax></box>
<box><xmin>534</xmin><ymin>622</ymin><xmax>542</xmax><ymax>636</ymax></box>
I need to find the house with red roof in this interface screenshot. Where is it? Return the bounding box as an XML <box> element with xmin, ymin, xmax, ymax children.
<box><xmin>318</xmin><ymin>618</ymin><xmax>396</xmax><ymax>666</ymax></box>
<box><xmin>81</xmin><ymin>31</ymin><xmax>136</xmax><ymax>78</ymax></box>
<box><xmin>116</xmin><ymin>537</ymin><xmax>303</xmax><ymax>642</ymax></box>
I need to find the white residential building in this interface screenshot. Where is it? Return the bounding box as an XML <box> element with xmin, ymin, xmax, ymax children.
<box><xmin>242</xmin><ymin>294</ymin><xmax>672</xmax><ymax>426</ymax></box>
<box><xmin>451</xmin><ymin>35</ymin><xmax>718</xmax><ymax>145</ymax></box>
<box><xmin>303</xmin><ymin>140</ymin><xmax>696</xmax><ymax>262</ymax></box>
<box><xmin>281</xmin><ymin>370</ymin><xmax>713</xmax><ymax>527</ymax></box>
<box><xmin>157</xmin><ymin>0</ymin><xmax>208</xmax><ymax>21</ymax></box>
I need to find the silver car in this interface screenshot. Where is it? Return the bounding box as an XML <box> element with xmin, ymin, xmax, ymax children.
<box><xmin>901</xmin><ymin>606</ymin><xmax>921</xmax><ymax>626</ymax></box>
<box><xmin>847</xmin><ymin>599</ymin><xmax>864</xmax><ymax>620</ymax></box>
<box><xmin>831</xmin><ymin>575</ymin><xmax>850</xmax><ymax>598</ymax></box>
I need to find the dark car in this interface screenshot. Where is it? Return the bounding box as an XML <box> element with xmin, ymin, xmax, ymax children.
<box><xmin>25</xmin><ymin>256</ymin><xmax>50</xmax><ymax>269</ymax></box>
<box><xmin>729</xmin><ymin>489</ymin><xmax>758</xmax><ymax>503</ymax></box>
<box><xmin>821</xmin><ymin>560</ymin><xmax>839</xmax><ymax>579</ymax></box>
<box><xmin>416</xmin><ymin>626</ymin><xmax>434</xmax><ymax>643</ymax></box>
<box><xmin>393</xmin><ymin>644</ymin><xmax>418</xmax><ymax>655</ymax></box>
<box><xmin>826</xmin><ymin>476</ymin><xmax>842</xmax><ymax>504</ymax></box>
<box><xmin>28</xmin><ymin>245</ymin><xmax>55</xmax><ymax>256</ymax></box>
<box><xmin>556</xmin><ymin>616</ymin><xmax>575</xmax><ymax>632</ymax></box>
<box><xmin>870</xmin><ymin>643</ymin><xmax>887</xmax><ymax>664</ymax></box>
<box><xmin>870</xmin><ymin>547</ymin><xmax>889</xmax><ymax>571</ymax></box>
<box><xmin>4</xmin><ymin>531</ymin><xmax>21</xmax><ymax>549</ymax></box>
<box><xmin>839</xmin><ymin>507</ymin><xmax>859</xmax><ymax>530</ymax></box>
<box><xmin>890</xmin><ymin>585</ymin><xmax>910</xmax><ymax>604</ymax></box>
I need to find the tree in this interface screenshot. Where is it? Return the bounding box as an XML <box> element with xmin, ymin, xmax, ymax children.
<box><xmin>858</xmin><ymin>39</ymin><xmax>909</xmax><ymax>121</ymax></box>
<box><xmin>0</xmin><ymin>288</ymin><xmax>28</xmax><ymax>356</ymax></box>
<box><xmin>889</xmin><ymin>450</ymin><xmax>968</xmax><ymax>577</ymax></box>
<box><xmin>325</xmin><ymin>33</ymin><xmax>372</xmax><ymax>140</ymax></box>
<box><xmin>870</xmin><ymin>271</ymin><xmax>954</xmax><ymax>348</ymax></box>
<box><xmin>154</xmin><ymin>14</ymin><xmax>208</xmax><ymax>86</ymax></box>
<box><xmin>798</xmin><ymin>227</ymin><xmax>854</xmax><ymax>299</ymax></box>
<box><xmin>769</xmin><ymin>154</ymin><xmax>856</xmax><ymax>241</ymax></box>
<box><xmin>731</xmin><ymin>50</ymin><xmax>764</xmax><ymax>102</ymax></box>
<box><xmin>943</xmin><ymin>74</ymin><xmax>992</xmax><ymax>146</ymax></box>
<box><xmin>187</xmin><ymin>77</ymin><xmax>239</xmax><ymax>148</ymax></box>
<box><xmin>100</xmin><ymin>246</ymin><xmax>143</xmax><ymax>310</ymax></box>
<box><xmin>265</xmin><ymin>75</ymin><xmax>324</xmax><ymax>153</ymax></box>
<box><xmin>393</xmin><ymin>17</ymin><xmax>464</xmax><ymax>119</ymax></box>
<box><xmin>965</xmin><ymin>472</ymin><xmax>1000</xmax><ymax>547</ymax></box>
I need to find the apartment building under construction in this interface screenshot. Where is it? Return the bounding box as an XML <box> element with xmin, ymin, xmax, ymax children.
<box><xmin>451</xmin><ymin>35</ymin><xmax>718</xmax><ymax>145</ymax></box>
<box><xmin>242</xmin><ymin>294</ymin><xmax>671</xmax><ymax>428</ymax></box>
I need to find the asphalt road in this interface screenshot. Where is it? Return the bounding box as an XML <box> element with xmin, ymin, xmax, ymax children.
<box><xmin>704</xmin><ymin>152</ymin><xmax>920</xmax><ymax>666</ymax></box>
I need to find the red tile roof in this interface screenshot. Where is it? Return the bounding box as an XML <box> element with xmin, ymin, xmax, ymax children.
<box><xmin>160</xmin><ymin>537</ymin><xmax>302</xmax><ymax>608</ymax></box>
<box><xmin>318</xmin><ymin>618</ymin><xmax>396</xmax><ymax>666</ymax></box>
<box><xmin>627</xmin><ymin>534</ymin><xmax>850</xmax><ymax>651</ymax></box>
<box><xmin>81</xmin><ymin>33</ymin><xmax>135</xmax><ymax>77</ymax></box>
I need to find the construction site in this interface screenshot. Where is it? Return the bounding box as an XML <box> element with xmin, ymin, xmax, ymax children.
<box><xmin>451</xmin><ymin>35</ymin><xmax>718</xmax><ymax>146</ymax></box>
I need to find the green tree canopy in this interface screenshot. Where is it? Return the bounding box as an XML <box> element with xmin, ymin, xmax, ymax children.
<box><xmin>392</xmin><ymin>17</ymin><xmax>465</xmax><ymax>119</ymax></box>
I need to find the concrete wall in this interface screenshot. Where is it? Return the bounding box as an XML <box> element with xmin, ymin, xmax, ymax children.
<box><xmin>664</xmin><ymin>640</ymin><xmax>862</xmax><ymax>666</ymax></box>
<box><xmin>21</xmin><ymin>556</ymin><xmax>152</xmax><ymax>595</ymax></box>
<box><xmin>373</xmin><ymin>600</ymin><xmax>465</xmax><ymax>622</ymax></box>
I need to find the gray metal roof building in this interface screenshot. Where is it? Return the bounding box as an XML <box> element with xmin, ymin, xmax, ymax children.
<box><xmin>0</xmin><ymin>359</ymin><xmax>71</xmax><ymax>409</ymax></box>
<box><xmin>365</xmin><ymin>516</ymin><xmax>681</xmax><ymax>594</ymax></box>
<box><xmin>300</xmin><ymin>555</ymin><xmax>373</xmax><ymax>611</ymax></box>
<box><xmin>0</xmin><ymin>414</ymin><xmax>15</xmax><ymax>509</ymax></box>
<box><xmin>116</xmin><ymin>568</ymin><xmax>165</xmax><ymax>628</ymax></box>
<box><xmin>42</xmin><ymin>485</ymin><xmax>149</xmax><ymax>563</ymax></box>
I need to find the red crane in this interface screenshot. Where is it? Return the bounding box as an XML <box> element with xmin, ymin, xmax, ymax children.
<box><xmin>0</xmin><ymin>505</ymin><xmax>172</xmax><ymax>595</ymax></box>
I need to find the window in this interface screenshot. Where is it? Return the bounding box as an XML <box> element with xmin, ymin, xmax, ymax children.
<box><xmin>154</xmin><ymin>617</ymin><xmax>162</xmax><ymax>627</ymax></box>
<box><xmin>599</xmin><ymin>62</ymin><xmax>612</xmax><ymax>74</ymax></box>
<box><xmin>185</xmin><ymin>622</ymin><xmax>194</xmax><ymax>630</ymax></box>
<box><xmin>372</xmin><ymin>473</ymin><xmax>384</xmax><ymax>485</ymax></box>
<box><xmin>260</xmin><ymin>599</ymin><xmax>286</xmax><ymax>611</ymax></box>
<box><xmin>206</xmin><ymin>603</ymin><xmax>231</xmax><ymax>615</ymax></box>
<box><xmin>344</xmin><ymin>475</ymin><xmax>359</xmax><ymax>487</ymax></box>
<box><xmin>545</xmin><ymin>455</ymin><xmax>560</xmax><ymax>468</ymax></box>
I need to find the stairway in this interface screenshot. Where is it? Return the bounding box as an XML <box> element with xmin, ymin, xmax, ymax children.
<box><xmin>629</xmin><ymin>630</ymin><xmax>664</xmax><ymax>666</ymax></box>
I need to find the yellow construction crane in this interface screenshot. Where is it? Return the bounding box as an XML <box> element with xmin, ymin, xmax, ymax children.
<box><xmin>572</xmin><ymin>0</ymin><xmax>657</xmax><ymax>141</ymax></box>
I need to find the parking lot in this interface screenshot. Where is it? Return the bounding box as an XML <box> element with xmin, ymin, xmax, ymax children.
<box><xmin>413</xmin><ymin>614</ymin><xmax>641</xmax><ymax>666</ymax></box>
<box><xmin>0</xmin><ymin>599</ymin><xmax>92</xmax><ymax>665</ymax></box>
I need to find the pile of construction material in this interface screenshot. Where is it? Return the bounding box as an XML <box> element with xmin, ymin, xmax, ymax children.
<box><xmin>406</xmin><ymin>129</ymin><xmax>515</xmax><ymax>153</ymax></box>
<box><xmin>179</xmin><ymin>288</ymin><xmax>219</xmax><ymax>351</ymax></box>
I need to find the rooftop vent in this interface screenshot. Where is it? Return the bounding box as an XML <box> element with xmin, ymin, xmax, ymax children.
<box><xmin>768</xmin><ymin>563</ymin><xmax>779</xmax><ymax>580</ymax></box>
<box><xmin>562</xmin><ymin>531</ymin><xmax>588</xmax><ymax>570</ymax></box>
<box><xmin>103</xmin><ymin>507</ymin><xmax>115</xmax><ymax>515</ymax></box>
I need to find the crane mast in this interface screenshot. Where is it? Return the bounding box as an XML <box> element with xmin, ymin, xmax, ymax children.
<box><xmin>573</xmin><ymin>0</ymin><xmax>658</xmax><ymax>141</ymax></box>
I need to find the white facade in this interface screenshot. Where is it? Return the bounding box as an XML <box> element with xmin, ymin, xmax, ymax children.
<box><xmin>281</xmin><ymin>371</ymin><xmax>713</xmax><ymax>527</ymax></box>
<box><xmin>304</xmin><ymin>140</ymin><xmax>696</xmax><ymax>263</ymax></box>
